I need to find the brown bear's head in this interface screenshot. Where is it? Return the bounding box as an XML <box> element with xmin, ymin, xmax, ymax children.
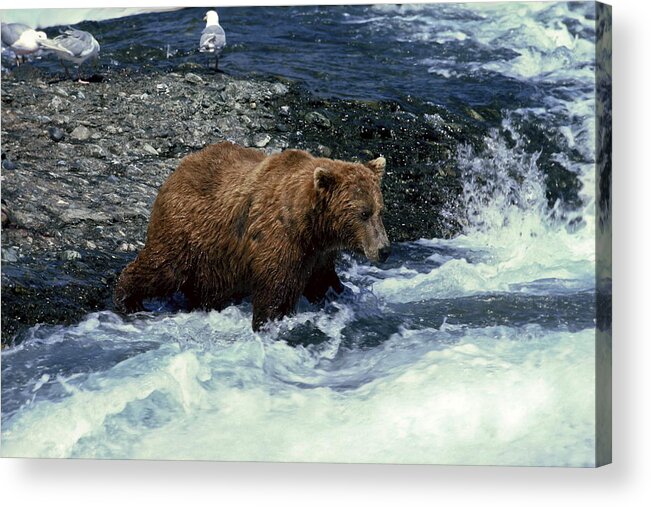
<box><xmin>314</xmin><ymin>156</ymin><xmax>391</xmax><ymax>264</ymax></box>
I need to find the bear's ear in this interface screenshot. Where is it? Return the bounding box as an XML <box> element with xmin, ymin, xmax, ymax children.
<box><xmin>366</xmin><ymin>157</ymin><xmax>386</xmax><ymax>179</ymax></box>
<box><xmin>314</xmin><ymin>167</ymin><xmax>336</xmax><ymax>192</ymax></box>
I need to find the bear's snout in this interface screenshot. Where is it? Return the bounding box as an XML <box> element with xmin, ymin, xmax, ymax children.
<box><xmin>364</xmin><ymin>237</ymin><xmax>391</xmax><ymax>264</ymax></box>
<box><xmin>361</xmin><ymin>217</ymin><xmax>390</xmax><ymax>264</ymax></box>
<box><xmin>378</xmin><ymin>244</ymin><xmax>392</xmax><ymax>263</ymax></box>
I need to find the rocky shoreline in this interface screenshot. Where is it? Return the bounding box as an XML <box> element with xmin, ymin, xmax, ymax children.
<box><xmin>1</xmin><ymin>64</ymin><xmax>491</xmax><ymax>346</ymax></box>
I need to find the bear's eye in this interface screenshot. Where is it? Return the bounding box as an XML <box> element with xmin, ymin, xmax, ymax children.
<box><xmin>360</xmin><ymin>209</ymin><xmax>372</xmax><ymax>221</ymax></box>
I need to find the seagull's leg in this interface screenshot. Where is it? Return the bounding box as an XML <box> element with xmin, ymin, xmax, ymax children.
<box><xmin>92</xmin><ymin>57</ymin><xmax>99</xmax><ymax>76</ymax></box>
<box><xmin>214</xmin><ymin>55</ymin><xmax>219</xmax><ymax>72</ymax></box>
<box><xmin>77</xmin><ymin>64</ymin><xmax>90</xmax><ymax>85</ymax></box>
<box><xmin>61</xmin><ymin>59</ymin><xmax>72</xmax><ymax>80</ymax></box>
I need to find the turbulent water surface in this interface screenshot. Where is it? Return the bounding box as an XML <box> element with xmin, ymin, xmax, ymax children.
<box><xmin>1</xmin><ymin>3</ymin><xmax>602</xmax><ymax>465</ymax></box>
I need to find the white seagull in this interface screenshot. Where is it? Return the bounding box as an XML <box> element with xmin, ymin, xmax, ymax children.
<box><xmin>48</xmin><ymin>28</ymin><xmax>100</xmax><ymax>83</ymax></box>
<box><xmin>1</xmin><ymin>22</ymin><xmax>71</xmax><ymax>66</ymax></box>
<box><xmin>199</xmin><ymin>10</ymin><xmax>226</xmax><ymax>71</ymax></box>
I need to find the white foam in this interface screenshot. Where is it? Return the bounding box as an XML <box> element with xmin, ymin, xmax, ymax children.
<box><xmin>1</xmin><ymin>318</ymin><xmax>596</xmax><ymax>466</ymax></box>
<box><xmin>370</xmin><ymin>116</ymin><xmax>595</xmax><ymax>304</ymax></box>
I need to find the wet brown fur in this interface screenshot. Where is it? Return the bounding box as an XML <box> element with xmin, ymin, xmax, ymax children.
<box><xmin>114</xmin><ymin>141</ymin><xmax>390</xmax><ymax>330</ymax></box>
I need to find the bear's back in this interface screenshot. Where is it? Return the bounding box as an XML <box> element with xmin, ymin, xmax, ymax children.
<box><xmin>173</xmin><ymin>141</ymin><xmax>266</xmax><ymax>197</ymax></box>
<box><xmin>145</xmin><ymin>142</ymin><xmax>265</xmax><ymax>243</ymax></box>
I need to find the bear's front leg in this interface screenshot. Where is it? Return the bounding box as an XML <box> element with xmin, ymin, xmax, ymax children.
<box><xmin>303</xmin><ymin>252</ymin><xmax>344</xmax><ymax>303</ymax></box>
<box><xmin>251</xmin><ymin>278</ymin><xmax>304</xmax><ymax>331</ymax></box>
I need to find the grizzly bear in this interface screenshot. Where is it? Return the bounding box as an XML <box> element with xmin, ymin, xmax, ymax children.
<box><xmin>114</xmin><ymin>141</ymin><xmax>391</xmax><ymax>330</ymax></box>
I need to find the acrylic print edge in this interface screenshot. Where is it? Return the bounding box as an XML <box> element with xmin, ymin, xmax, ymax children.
<box><xmin>595</xmin><ymin>0</ymin><xmax>612</xmax><ymax>468</ymax></box>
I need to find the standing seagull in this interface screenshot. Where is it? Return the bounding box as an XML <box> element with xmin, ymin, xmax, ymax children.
<box><xmin>199</xmin><ymin>10</ymin><xmax>226</xmax><ymax>71</ymax></box>
<box><xmin>48</xmin><ymin>28</ymin><xmax>100</xmax><ymax>83</ymax></box>
<box><xmin>1</xmin><ymin>22</ymin><xmax>71</xmax><ymax>66</ymax></box>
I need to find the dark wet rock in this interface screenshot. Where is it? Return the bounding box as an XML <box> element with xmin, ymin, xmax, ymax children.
<box><xmin>304</xmin><ymin>111</ymin><xmax>331</xmax><ymax>129</ymax></box>
<box><xmin>359</xmin><ymin>117</ymin><xmax>393</xmax><ymax>140</ymax></box>
<box><xmin>176</xmin><ymin>62</ymin><xmax>204</xmax><ymax>72</ymax></box>
<box><xmin>1</xmin><ymin>252</ymin><xmax>132</xmax><ymax>347</ymax></box>
<box><xmin>6</xmin><ymin>64</ymin><xmax>42</xmax><ymax>82</ymax></box>
<box><xmin>48</xmin><ymin>126</ymin><xmax>65</xmax><ymax>142</ymax></box>
<box><xmin>2</xmin><ymin>153</ymin><xmax>17</xmax><ymax>170</ymax></box>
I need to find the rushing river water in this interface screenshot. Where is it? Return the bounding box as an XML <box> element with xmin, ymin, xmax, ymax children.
<box><xmin>1</xmin><ymin>2</ymin><xmax>607</xmax><ymax>465</ymax></box>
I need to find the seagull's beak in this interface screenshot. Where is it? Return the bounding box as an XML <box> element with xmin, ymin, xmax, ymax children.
<box><xmin>203</xmin><ymin>15</ymin><xmax>207</xmax><ymax>21</ymax></box>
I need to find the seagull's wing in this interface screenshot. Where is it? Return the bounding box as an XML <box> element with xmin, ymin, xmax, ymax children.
<box><xmin>1</xmin><ymin>23</ymin><xmax>31</xmax><ymax>47</ymax></box>
<box><xmin>54</xmin><ymin>29</ymin><xmax>97</xmax><ymax>58</ymax></box>
<box><xmin>53</xmin><ymin>31</ymin><xmax>86</xmax><ymax>57</ymax></box>
<box><xmin>199</xmin><ymin>25</ymin><xmax>226</xmax><ymax>53</ymax></box>
<box><xmin>37</xmin><ymin>37</ymin><xmax>74</xmax><ymax>55</ymax></box>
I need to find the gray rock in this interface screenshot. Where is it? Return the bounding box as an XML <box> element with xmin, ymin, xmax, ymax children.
<box><xmin>59</xmin><ymin>250</ymin><xmax>82</xmax><ymax>261</ymax></box>
<box><xmin>316</xmin><ymin>144</ymin><xmax>332</xmax><ymax>157</ymax></box>
<box><xmin>48</xmin><ymin>127</ymin><xmax>65</xmax><ymax>142</ymax></box>
<box><xmin>253</xmin><ymin>133</ymin><xmax>271</xmax><ymax>148</ymax></box>
<box><xmin>50</xmin><ymin>96</ymin><xmax>65</xmax><ymax>110</ymax></box>
<box><xmin>184</xmin><ymin>73</ymin><xmax>204</xmax><ymax>85</ymax></box>
<box><xmin>2</xmin><ymin>157</ymin><xmax>17</xmax><ymax>170</ymax></box>
<box><xmin>11</xmin><ymin>210</ymin><xmax>40</xmax><ymax>229</ymax></box>
<box><xmin>70</xmin><ymin>125</ymin><xmax>92</xmax><ymax>142</ymax></box>
<box><xmin>305</xmin><ymin>111</ymin><xmax>331</xmax><ymax>129</ymax></box>
<box><xmin>142</xmin><ymin>143</ymin><xmax>159</xmax><ymax>156</ymax></box>
<box><xmin>2</xmin><ymin>248</ymin><xmax>19</xmax><ymax>263</ymax></box>
<box><xmin>87</xmin><ymin>144</ymin><xmax>107</xmax><ymax>158</ymax></box>
<box><xmin>52</xmin><ymin>114</ymin><xmax>70</xmax><ymax>126</ymax></box>
<box><xmin>465</xmin><ymin>107</ymin><xmax>485</xmax><ymax>122</ymax></box>
<box><xmin>60</xmin><ymin>208</ymin><xmax>111</xmax><ymax>224</ymax></box>
<box><xmin>271</xmin><ymin>83</ymin><xmax>289</xmax><ymax>96</ymax></box>
<box><xmin>117</xmin><ymin>242</ymin><xmax>137</xmax><ymax>252</ymax></box>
